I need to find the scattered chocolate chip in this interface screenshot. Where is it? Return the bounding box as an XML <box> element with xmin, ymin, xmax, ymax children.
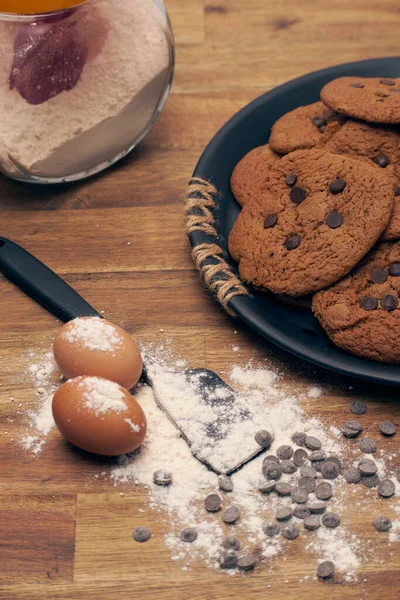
<box><xmin>293</xmin><ymin>505</ymin><xmax>311</xmax><ymax>520</ymax></box>
<box><xmin>311</xmin><ymin>116</ymin><xmax>327</xmax><ymax>128</ymax></box>
<box><xmin>133</xmin><ymin>526</ymin><xmax>151</xmax><ymax>543</ymax></box>
<box><xmin>276</xmin><ymin>506</ymin><xmax>293</xmax><ymax>521</ymax></box>
<box><xmin>284</xmin><ymin>234</ymin><xmax>301</xmax><ymax>250</ymax></box>
<box><xmin>321</xmin><ymin>461</ymin><xmax>340</xmax><ymax>480</ymax></box>
<box><xmin>263</xmin><ymin>522</ymin><xmax>281</xmax><ymax>537</ymax></box>
<box><xmin>293</xmin><ymin>448</ymin><xmax>309</xmax><ymax>466</ymax></box>
<box><xmin>218</xmin><ymin>474</ymin><xmax>234</xmax><ymax>492</ymax></box>
<box><xmin>222</xmin><ymin>506</ymin><xmax>241</xmax><ymax>524</ymax></box>
<box><xmin>344</xmin><ymin>467</ymin><xmax>362</xmax><ymax>484</ymax></box>
<box><xmin>181</xmin><ymin>527</ymin><xmax>198</xmax><ymax>543</ymax></box>
<box><xmin>381</xmin><ymin>295</ymin><xmax>398</xmax><ymax>311</ymax></box>
<box><xmin>298</xmin><ymin>476</ymin><xmax>316</xmax><ymax>494</ymax></box>
<box><xmin>276</xmin><ymin>445</ymin><xmax>294</xmax><ymax>460</ymax></box>
<box><xmin>285</xmin><ymin>173</ymin><xmax>297</xmax><ymax>187</ymax></box>
<box><xmin>205</xmin><ymin>493</ymin><xmax>222</xmax><ymax>512</ymax></box>
<box><xmin>378</xmin><ymin>479</ymin><xmax>395</xmax><ymax>498</ymax></box>
<box><xmin>350</xmin><ymin>399</ymin><xmax>367</xmax><ymax>415</ymax></box>
<box><xmin>291</xmin><ymin>487</ymin><xmax>309</xmax><ymax>504</ymax></box>
<box><xmin>308</xmin><ymin>502</ymin><xmax>327</xmax><ymax>514</ymax></box>
<box><xmin>309</xmin><ymin>450</ymin><xmax>326</xmax><ymax>462</ymax></box>
<box><xmin>326</xmin><ymin>210</ymin><xmax>343</xmax><ymax>228</ymax></box>
<box><xmin>329</xmin><ymin>178</ymin><xmax>346</xmax><ymax>194</ymax></box>
<box><xmin>371</xmin><ymin>269</ymin><xmax>388</xmax><ymax>284</ymax></box>
<box><xmin>349</xmin><ymin>82</ymin><xmax>365</xmax><ymax>88</ymax></box>
<box><xmin>360</xmin><ymin>296</ymin><xmax>378</xmax><ymax>311</ymax></box>
<box><xmin>395</xmin><ymin>187</ymin><xmax>400</xmax><ymax>196</ymax></box>
<box><xmin>281</xmin><ymin>523</ymin><xmax>300</xmax><ymax>540</ymax></box>
<box><xmin>153</xmin><ymin>470</ymin><xmax>172</xmax><ymax>486</ymax></box>
<box><xmin>238</xmin><ymin>553</ymin><xmax>257</xmax><ymax>570</ymax></box>
<box><xmin>300</xmin><ymin>465</ymin><xmax>317</xmax><ymax>479</ymax></box>
<box><xmin>289</xmin><ymin>186</ymin><xmax>306</xmax><ymax>205</ymax></box>
<box><xmin>359</xmin><ymin>459</ymin><xmax>377</xmax><ymax>475</ymax></box>
<box><xmin>373</xmin><ymin>516</ymin><xmax>392</xmax><ymax>532</ymax></box>
<box><xmin>291</xmin><ymin>432</ymin><xmax>306</xmax><ymax>446</ymax></box>
<box><xmin>263</xmin><ymin>463</ymin><xmax>283</xmax><ymax>481</ymax></box>
<box><xmin>317</xmin><ymin>560</ymin><xmax>335</xmax><ymax>579</ymax></box>
<box><xmin>373</xmin><ymin>154</ymin><xmax>390</xmax><ymax>168</ymax></box>
<box><xmin>379</xmin><ymin>420</ymin><xmax>397</xmax><ymax>436</ymax></box>
<box><xmin>264</xmin><ymin>454</ymin><xmax>280</xmax><ymax>463</ymax></box>
<box><xmin>359</xmin><ymin>437</ymin><xmax>377</xmax><ymax>454</ymax></box>
<box><xmin>255</xmin><ymin>430</ymin><xmax>274</xmax><ymax>448</ymax></box>
<box><xmin>304</xmin><ymin>436</ymin><xmax>321</xmax><ymax>451</ymax></box>
<box><xmin>275</xmin><ymin>482</ymin><xmax>293</xmax><ymax>496</ymax></box>
<box><xmin>258</xmin><ymin>480</ymin><xmax>276</xmax><ymax>494</ymax></box>
<box><xmin>322</xmin><ymin>512</ymin><xmax>341</xmax><ymax>528</ymax></box>
<box><xmin>219</xmin><ymin>549</ymin><xmax>238</xmax><ymax>569</ymax></box>
<box><xmin>264</xmin><ymin>214</ymin><xmax>278</xmax><ymax>229</ymax></box>
<box><xmin>362</xmin><ymin>474</ymin><xmax>380</xmax><ymax>488</ymax></box>
<box><xmin>380</xmin><ymin>78</ymin><xmax>396</xmax><ymax>86</ymax></box>
<box><xmin>326</xmin><ymin>456</ymin><xmax>342</xmax><ymax>471</ymax></box>
<box><xmin>320</xmin><ymin>125</ymin><xmax>326</xmax><ymax>133</ymax></box>
<box><xmin>341</xmin><ymin>420</ymin><xmax>363</xmax><ymax>438</ymax></box>
<box><xmin>304</xmin><ymin>516</ymin><xmax>321</xmax><ymax>531</ymax></box>
<box><xmin>222</xmin><ymin>535</ymin><xmax>241</xmax><ymax>551</ymax></box>
<box><xmin>281</xmin><ymin>460</ymin><xmax>298</xmax><ymax>474</ymax></box>
<box><xmin>315</xmin><ymin>482</ymin><xmax>333</xmax><ymax>500</ymax></box>
<box><xmin>388</xmin><ymin>262</ymin><xmax>400</xmax><ymax>277</ymax></box>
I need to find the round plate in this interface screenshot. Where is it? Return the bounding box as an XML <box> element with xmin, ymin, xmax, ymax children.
<box><xmin>189</xmin><ymin>57</ymin><xmax>400</xmax><ymax>386</ymax></box>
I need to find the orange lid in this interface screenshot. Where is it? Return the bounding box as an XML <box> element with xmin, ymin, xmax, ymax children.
<box><xmin>0</xmin><ymin>0</ymin><xmax>85</xmax><ymax>13</ymax></box>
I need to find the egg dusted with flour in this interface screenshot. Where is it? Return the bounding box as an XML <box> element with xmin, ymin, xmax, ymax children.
<box><xmin>53</xmin><ymin>317</ymin><xmax>143</xmax><ymax>390</ymax></box>
<box><xmin>52</xmin><ymin>376</ymin><xmax>147</xmax><ymax>455</ymax></box>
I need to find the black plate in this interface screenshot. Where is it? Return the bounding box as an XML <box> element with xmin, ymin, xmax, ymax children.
<box><xmin>189</xmin><ymin>57</ymin><xmax>400</xmax><ymax>386</ymax></box>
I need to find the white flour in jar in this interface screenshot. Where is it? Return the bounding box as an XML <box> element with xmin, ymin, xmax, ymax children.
<box><xmin>0</xmin><ymin>0</ymin><xmax>171</xmax><ymax>178</ymax></box>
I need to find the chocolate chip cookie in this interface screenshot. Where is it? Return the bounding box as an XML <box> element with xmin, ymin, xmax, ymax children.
<box><xmin>321</xmin><ymin>77</ymin><xmax>400</xmax><ymax>124</ymax></box>
<box><xmin>228</xmin><ymin>149</ymin><xmax>393</xmax><ymax>296</ymax></box>
<box><xmin>269</xmin><ymin>102</ymin><xmax>340</xmax><ymax>154</ymax></box>
<box><xmin>313</xmin><ymin>242</ymin><xmax>400</xmax><ymax>362</ymax></box>
<box><xmin>230</xmin><ymin>144</ymin><xmax>280</xmax><ymax>207</ymax></box>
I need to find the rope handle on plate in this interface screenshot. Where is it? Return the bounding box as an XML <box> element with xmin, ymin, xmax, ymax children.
<box><xmin>185</xmin><ymin>177</ymin><xmax>248</xmax><ymax>315</ymax></box>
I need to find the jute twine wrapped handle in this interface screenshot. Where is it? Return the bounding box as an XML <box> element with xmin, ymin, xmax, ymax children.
<box><xmin>185</xmin><ymin>177</ymin><xmax>248</xmax><ymax>315</ymax></box>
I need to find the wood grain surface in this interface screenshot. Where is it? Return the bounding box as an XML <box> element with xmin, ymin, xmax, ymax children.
<box><xmin>1</xmin><ymin>1</ymin><xmax>400</xmax><ymax>599</ymax></box>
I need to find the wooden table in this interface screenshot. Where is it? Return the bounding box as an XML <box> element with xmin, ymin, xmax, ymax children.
<box><xmin>1</xmin><ymin>1</ymin><xmax>400</xmax><ymax>598</ymax></box>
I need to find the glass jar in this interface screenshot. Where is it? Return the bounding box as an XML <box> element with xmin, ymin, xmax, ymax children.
<box><xmin>0</xmin><ymin>0</ymin><xmax>174</xmax><ymax>183</ymax></box>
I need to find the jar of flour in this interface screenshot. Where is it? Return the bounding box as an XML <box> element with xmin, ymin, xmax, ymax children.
<box><xmin>0</xmin><ymin>0</ymin><xmax>174</xmax><ymax>182</ymax></box>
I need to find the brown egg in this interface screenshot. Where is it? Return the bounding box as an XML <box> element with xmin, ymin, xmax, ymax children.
<box><xmin>53</xmin><ymin>317</ymin><xmax>142</xmax><ymax>390</ymax></box>
<box><xmin>52</xmin><ymin>376</ymin><xmax>147</xmax><ymax>455</ymax></box>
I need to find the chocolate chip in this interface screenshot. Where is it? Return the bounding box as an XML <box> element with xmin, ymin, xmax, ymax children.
<box><xmin>133</xmin><ymin>526</ymin><xmax>151</xmax><ymax>543</ymax></box>
<box><xmin>341</xmin><ymin>420</ymin><xmax>363</xmax><ymax>438</ymax></box>
<box><xmin>373</xmin><ymin>516</ymin><xmax>392</xmax><ymax>532</ymax></box>
<box><xmin>298</xmin><ymin>476</ymin><xmax>316</xmax><ymax>494</ymax></box>
<box><xmin>153</xmin><ymin>470</ymin><xmax>172</xmax><ymax>486</ymax></box>
<box><xmin>264</xmin><ymin>214</ymin><xmax>278</xmax><ymax>229</ymax></box>
<box><xmin>308</xmin><ymin>502</ymin><xmax>327</xmax><ymax>514</ymax></box>
<box><xmin>350</xmin><ymin>399</ymin><xmax>367</xmax><ymax>415</ymax></box>
<box><xmin>381</xmin><ymin>295</ymin><xmax>398</xmax><ymax>311</ymax></box>
<box><xmin>322</xmin><ymin>512</ymin><xmax>341</xmax><ymax>528</ymax></box>
<box><xmin>263</xmin><ymin>463</ymin><xmax>282</xmax><ymax>481</ymax></box>
<box><xmin>264</xmin><ymin>454</ymin><xmax>280</xmax><ymax>463</ymax></box>
<box><xmin>321</xmin><ymin>461</ymin><xmax>340</xmax><ymax>480</ymax></box>
<box><xmin>291</xmin><ymin>432</ymin><xmax>306</xmax><ymax>446</ymax></box>
<box><xmin>276</xmin><ymin>445</ymin><xmax>294</xmax><ymax>460</ymax></box>
<box><xmin>281</xmin><ymin>460</ymin><xmax>298</xmax><ymax>474</ymax></box>
<box><xmin>293</xmin><ymin>505</ymin><xmax>311</xmax><ymax>520</ymax></box>
<box><xmin>255</xmin><ymin>430</ymin><xmax>274</xmax><ymax>448</ymax></box>
<box><xmin>222</xmin><ymin>506</ymin><xmax>241</xmax><ymax>524</ymax></box>
<box><xmin>309</xmin><ymin>450</ymin><xmax>326</xmax><ymax>462</ymax></box>
<box><xmin>284</xmin><ymin>234</ymin><xmax>301</xmax><ymax>250</ymax></box>
<box><xmin>300</xmin><ymin>465</ymin><xmax>317</xmax><ymax>478</ymax></box>
<box><xmin>181</xmin><ymin>527</ymin><xmax>198</xmax><ymax>543</ymax></box>
<box><xmin>276</xmin><ymin>506</ymin><xmax>293</xmax><ymax>521</ymax></box>
<box><xmin>326</xmin><ymin>210</ymin><xmax>343</xmax><ymax>228</ymax></box>
<box><xmin>359</xmin><ymin>459</ymin><xmax>377</xmax><ymax>475</ymax></box>
<box><xmin>326</xmin><ymin>456</ymin><xmax>342</xmax><ymax>471</ymax></box>
<box><xmin>275</xmin><ymin>482</ymin><xmax>293</xmax><ymax>496</ymax></box>
<box><xmin>362</xmin><ymin>474</ymin><xmax>380</xmax><ymax>488</ymax></box>
<box><xmin>380</xmin><ymin>78</ymin><xmax>396</xmax><ymax>86</ymax></box>
<box><xmin>311</xmin><ymin>116</ymin><xmax>327</xmax><ymax>128</ymax></box>
<box><xmin>344</xmin><ymin>467</ymin><xmax>362</xmax><ymax>484</ymax></box>
<box><xmin>205</xmin><ymin>493</ymin><xmax>221</xmax><ymax>512</ymax></box>
<box><xmin>373</xmin><ymin>154</ymin><xmax>390</xmax><ymax>168</ymax></box>
<box><xmin>285</xmin><ymin>173</ymin><xmax>297</xmax><ymax>187</ymax></box>
<box><xmin>371</xmin><ymin>269</ymin><xmax>388</xmax><ymax>284</ymax></box>
<box><xmin>378</xmin><ymin>479</ymin><xmax>395</xmax><ymax>498</ymax></box>
<box><xmin>395</xmin><ymin>187</ymin><xmax>400</xmax><ymax>196</ymax></box>
<box><xmin>320</xmin><ymin>125</ymin><xmax>326</xmax><ymax>133</ymax></box>
<box><xmin>263</xmin><ymin>522</ymin><xmax>281</xmax><ymax>537</ymax></box>
<box><xmin>222</xmin><ymin>535</ymin><xmax>241</xmax><ymax>551</ymax></box>
<box><xmin>219</xmin><ymin>549</ymin><xmax>238</xmax><ymax>569</ymax></box>
<box><xmin>349</xmin><ymin>82</ymin><xmax>365</xmax><ymax>88</ymax></box>
<box><xmin>315</xmin><ymin>482</ymin><xmax>333</xmax><ymax>500</ymax></box>
<box><xmin>317</xmin><ymin>560</ymin><xmax>335</xmax><ymax>579</ymax></box>
<box><xmin>360</xmin><ymin>296</ymin><xmax>378</xmax><ymax>311</ymax></box>
<box><xmin>304</xmin><ymin>436</ymin><xmax>321</xmax><ymax>451</ymax></box>
<box><xmin>281</xmin><ymin>523</ymin><xmax>300</xmax><ymax>540</ymax></box>
<box><xmin>291</xmin><ymin>487</ymin><xmax>309</xmax><ymax>504</ymax></box>
<box><xmin>359</xmin><ymin>437</ymin><xmax>377</xmax><ymax>454</ymax></box>
<box><xmin>293</xmin><ymin>448</ymin><xmax>309</xmax><ymax>466</ymax></box>
<box><xmin>289</xmin><ymin>186</ymin><xmax>306</xmax><ymax>204</ymax></box>
<box><xmin>388</xmin><ymin>262</ymin><xmax>400</xmax><ymax>277</ymax></box>
<box><xmin>218</xmin><ymin>474</ymin><xmax>234</xmax><ymax>492</ymax></box>
<box><xmin>329</xmin><ymin>178</ymin><xmax>346</xmax><ymax>194</ymax></box>
<box><xmin>304</xmin><ymin>516</ymin><xmax>321</xmax><ymax>531</ymax></box>
<box><xmin>238</xmin><ymin>553</ymin><xmax>257</xmax><ymax>570</ymax></box>
<box><xmin>258</xmin><ymin>480</ymin><xmax>276</xmax><ymax>494</ymax></box>
<box><xmin>380</xmin><ymin>420</ymin><xmax>397</xmax><ymax>436</ymax></box>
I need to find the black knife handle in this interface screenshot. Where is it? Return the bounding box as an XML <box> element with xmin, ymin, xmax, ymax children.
<box><xmin>0</xmin><ymin>237</ymin><xmax>100</xmax><ymax>323</ymax></box>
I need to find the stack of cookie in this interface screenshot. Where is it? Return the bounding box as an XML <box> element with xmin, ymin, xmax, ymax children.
<box><xmin>228</xmin><ymin>76</ymin><xmax>400</xmax><ymax>363</ymax></box>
